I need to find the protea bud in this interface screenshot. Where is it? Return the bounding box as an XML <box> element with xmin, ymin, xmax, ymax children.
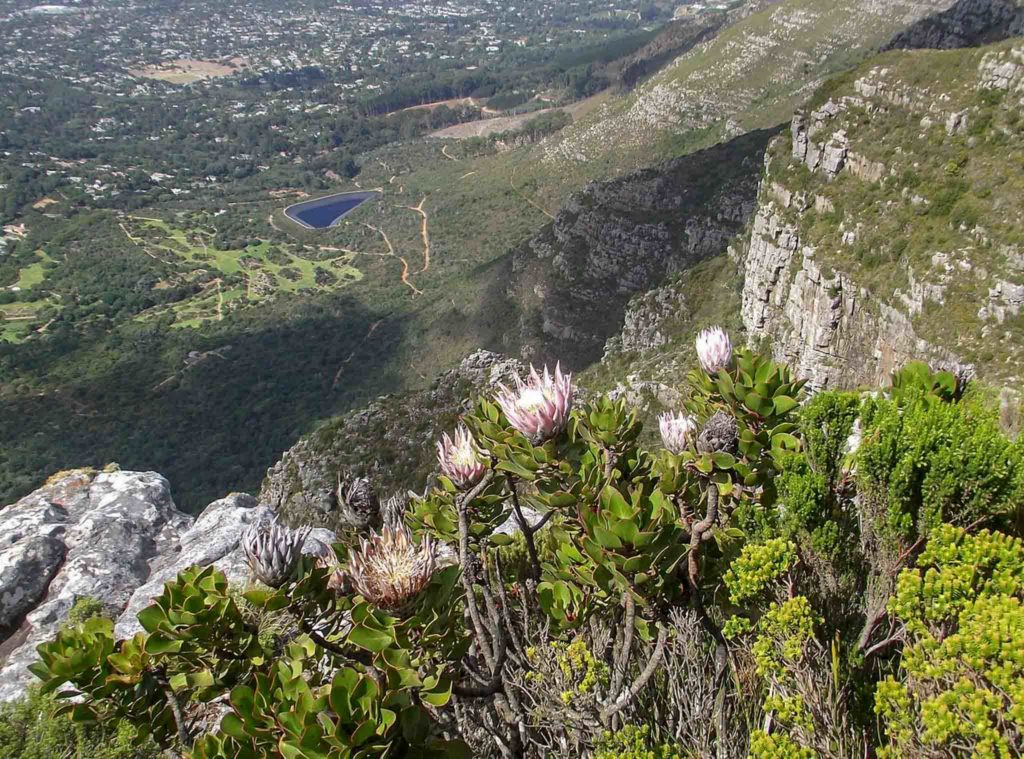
<box><xmin>495</xmin><ymin>363</ymin><xmax>573</xmax><ymax>444</ymax></box>
<box><xmin>697</xmin><ymin>411</ymin><xmax>739</xmax><ymax>455</ymax></box>
<box><xmin>336</xmin><ymin>476</ymin><xmax>379</xmax><ymax>527</ymax></box>
<box><xmin>380</xmin><ymin>493</ymin><xmax>409</xmax><ymax>530</ymax></box>
<box><xmin>436</xmin><ymin>426</ymin><xmax>488</xmax><ymax>489</ymax></box>
<box><xmin>242</xmin><ymin>521</ymin><xmax>310</xmax><ymax>588</ymax></box>
<box><xmin>345</xmin><ymin>526</ymin><xmax>437</xmax><ymax>612</ymax></box>
<box><xmin>696</xmin><ymin>326</ymin><xmax>733</xmax><ymax>375</ymax></box>
<box><xmin>659</xmin><ymin>412</ymin><xmax>698</xmax><ymax>454</ymax></box>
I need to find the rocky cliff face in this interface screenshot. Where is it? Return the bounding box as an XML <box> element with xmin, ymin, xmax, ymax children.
<box><xmin>262</xmin><ymin>350</ymin><xmax>524</xmax><ymax>534</ymax></box>
<box><xmin>508</xmin><ymin>128</ymin><xmax>776</xmax><ymax>368</ymax></box>
<box><xmin>741</xmin><ymin>39</ymin><xmax>1024</xmax><ymax>389</ymax></box>
<box><xmin>740</xmin><ymin>181</ymin><xmax>960</xmax><ymax>390</ymax></box>
<box><xmin>0</xmin><ymin>469</ymin><xmax>331</xmax><ymax>702</ymax></box>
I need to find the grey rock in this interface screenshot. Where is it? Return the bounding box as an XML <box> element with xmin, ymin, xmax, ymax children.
<box><xmin>0</xmin><ymin>470</ymin><xmax>191</xmax><ymax>702</ymax></box>
<box><xmin>114</xmin><ymin>493</ymin><xmax>271</xmax><ymax>639</ymax></box>
<box><xmin>0</xmin><ymin>471</ymin><xmax>334</xmax><ymax>702</ymax></box>
<box><xmin>0</xmin><ymin>536</ymin><xmax>65</xmax><ymax>630</ymax></box>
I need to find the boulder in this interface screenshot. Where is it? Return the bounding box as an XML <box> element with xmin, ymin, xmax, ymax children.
<box><xmin>0</xmin><ymin>470</ymin><xmax>335</xmax><ymax>703</ymax></box>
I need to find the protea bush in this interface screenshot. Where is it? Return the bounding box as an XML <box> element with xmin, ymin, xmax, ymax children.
<box><xmin>495</xmin><ymin>363</ymin><xmax>574</xmax><ymax>443</ymax></box>
<box><xmin>241</xmin><ymin>521</ymin><xmax>309</xmax><ymax>588</ymax></box>
<box><xmin>29</xmin><ymin>332</ymin><xmax>1024</xmax><ymax>759</ymax></box>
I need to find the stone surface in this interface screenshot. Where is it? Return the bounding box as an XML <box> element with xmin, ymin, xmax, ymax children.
<box><xmin>0</xmin><ymin>470</ymin><xmax>191</xmax><ymax>702</ymax></box>
<box><xmin>0</xmin><ymin>470</ymin><xmax>334</xmax><ymax>702</ymax></box>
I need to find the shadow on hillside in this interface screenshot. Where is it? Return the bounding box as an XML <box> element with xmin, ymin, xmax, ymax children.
<box><xmin>0</xmin><ymin>294</ymin><xmax>406</xmax><ymax>512</ymax></box>
<box><xmin>885</xmin><ymin>0</ymin><xmax>1024</xmax><ymax>52</ymax></box>
<box><xmin>504</xmin><ymin>125</ymin><xmax>784</xmax><ymax>371</ymax></box>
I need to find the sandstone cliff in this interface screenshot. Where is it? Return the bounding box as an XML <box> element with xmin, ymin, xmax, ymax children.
<box><xmin>886</xmin><ymin>0</ymin><xmax>1024</xmax><ymax>51</ymax></box>
<box><xmin>508</xmin><ymin>128</ymin><xmax>776</xmax><ymax>368</ymax></box>
<box><xmin>740</xmin><ymin>38</ymin><xmax>1024</xmax><ymax>389</ymax></box>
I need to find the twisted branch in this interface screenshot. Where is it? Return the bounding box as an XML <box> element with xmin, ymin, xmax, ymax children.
<box><xmin>600</xmin><ymin>621</ymin><xmax>669</xmax><ymax>722</ymax></box>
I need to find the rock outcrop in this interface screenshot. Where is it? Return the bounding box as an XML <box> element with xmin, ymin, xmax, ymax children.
<box><xmin>262</xmin><ymin>350</ymin><xmax>525</xmax><ymax>533</ymax></box>
<box><xmin>740</xmin><ymin>41</ymin><xmax>1024</xmax><ymax>388</ymax></box>
<box><xmin>741</xmin><ymin>191</ymin><xmax>958</xmax><ymax>390</ymax></box>
<box><xmin>0</xmin><ymin>469</ymin><xmax>331</xmax><ymax>702</ymax></box>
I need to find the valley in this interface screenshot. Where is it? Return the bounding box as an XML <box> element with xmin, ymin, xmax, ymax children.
<box><xmin>1</xmin><ymin>0</ymin><xmax>1022</xmax><ymax>518</ymax></box>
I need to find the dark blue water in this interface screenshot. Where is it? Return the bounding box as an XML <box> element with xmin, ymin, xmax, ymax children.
<box><xmin>284</xmin><ymin>191</ymin><xmax>378</xmax><ymax>229</ymax></box>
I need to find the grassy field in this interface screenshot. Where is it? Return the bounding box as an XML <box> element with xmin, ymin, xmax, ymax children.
<box><xmin>0</xmin><ymin>251</ymin><xmax>60</xmax><ymax>343</ymax></box>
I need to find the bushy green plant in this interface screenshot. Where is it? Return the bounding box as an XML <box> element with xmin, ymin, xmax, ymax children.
<box><xmin>0</xmin><ymin>686</ymin><xmax>158</xmax><ymax>759</ymax></box>
<box><xmin>594</xmin><ymin>724</ymin><xmax>683</xmax><ymax>759</ymax></box>
<box><xmin>858</xmin><ymin>392</ymin><xmax>1024</xmax><ymax>546</ymax></box>
<box><xmin>24</xmin><ymin>345</ymin><xmax>1024</xmax><ymax>758</ymax></box>
<box><xmin>0</xmin><ymin>597</ymin><xmax>158</xmax><ymax>759</ymax></box>
<box><xmin>875</xmin><ymin>525</ymin><xmax>1024</xmax><ymax>758</ymax></box>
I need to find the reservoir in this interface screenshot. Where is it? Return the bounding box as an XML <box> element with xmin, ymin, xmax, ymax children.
<box><xmin>284</xmin><ymin>190</ymin><xmax>378</xmax><ymax>229</ymax></box>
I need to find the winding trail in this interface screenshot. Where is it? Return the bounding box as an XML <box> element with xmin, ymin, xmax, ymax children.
<box><xmin>401</xmin><ymin>196</ymin><xmax>432</xmax><ymax>274</ymax></box>
<box><xmin>441</xmin><ymin>144</ymin><xmax>459</xmax><ymax>161</ymax></box>
<box><xmin>362</xmin><ymin>222</ymin><xmax>422</xmax><ymax>295</ymax></box>
<box><xmin>333</xmin><ymin>319</ymin><xmax>384</xmax><ymax>390</ymax></box>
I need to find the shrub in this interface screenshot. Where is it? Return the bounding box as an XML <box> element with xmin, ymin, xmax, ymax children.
<box><xmin>875</xmin><ymin>526</ymin><xmax>1024</xmax><ymax>758</ymax></box>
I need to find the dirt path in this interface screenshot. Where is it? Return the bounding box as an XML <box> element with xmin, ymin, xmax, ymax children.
<box><xmin>401</xmin><ymin>197</ymin><xmax>432</xmax><ymax>274</ymax></box>
<box><xmin>361</xmin><ymin>223</ymin><xmax>422</xmax><ymax>296</ymax></box>
<box><xmin>510</xmin><ymin>165</ymin><xmax>555</xmax><ymax>220</ymax></box>
<box><xmin>441</xmin><ymin>144</ymin><xmax>459</xmax><ymax>161</ymax></box>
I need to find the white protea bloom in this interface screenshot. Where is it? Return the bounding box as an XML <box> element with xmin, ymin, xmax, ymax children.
<box><xmin>495</xmin><ymin>363</ymin><xmax>574</xmax><ymax>443</ymax></box>
<box><xmin>659</xmin><ymin>412</ymin><xmax>698</xmax><ymax>454</ymax></box>
<box><xmin>436</xmin><ymin>426</ymin><xmax>488</xmax><ymax>490</ymax></box>
<box><xmin>345</xmin><ymin>526</ymin><xmax>437</xmax><ymax>612</ymax></box>
<box><xmin>696</xmin><ymin>326</ymin><xmax>733</xmax><ymax>375</ymax></box>
<box><xmin>242</xmin><ymin>521</ymin><xmax>310</xmax><ymax>588</ymax></box>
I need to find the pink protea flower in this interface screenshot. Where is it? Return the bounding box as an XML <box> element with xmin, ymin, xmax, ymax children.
<box><xmin>696</xmin><ymin>326</ymin><xmax>733</xmax><ymax>374</ymax></box>
<box><xmin>344</xmin><ymin>526</ymin><xmax>437</xmax><ymax>612</ymax></box>
<box><xmin>495</xmin><ymin>363</ymin><xmax>574</xmax><ymax>443</ymax></box>
<box><xmin>436</xmin><ymin>426</ymin><xmax>488</xmax><ymax>489</ymax></box>
<box><xmin>659</xmin><ymin>412</ymin><xmax>698</xmax><ymax>454</ymax></box>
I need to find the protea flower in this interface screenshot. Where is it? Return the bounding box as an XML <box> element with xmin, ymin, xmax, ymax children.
<box><xmin>495</xmin><ymin>363</ymin><xmax>574</xmax><ymax>443</ymax></box>
<box><xmin>659</xmin><ymin>412</ymin><xmax>698</xmax><ymax>454</ymax></box>
<box><xmin>436</xmin><ymin>426</ymin><xmax>488</xmax><ymax>489</ymax></box>
<box><xmin>345</xmin><ymin>526</ymin><xmax>437</xmax><ymax>612</ymax></box>
<box><xmin>696</xmin><ymin>327</ymin><xmax>733</xmax><ymax>374</ymax></box>
<box><xmin>242</xmin><ymin>521</ymin><xmax>310</xmax><ymax>588</ymax></box>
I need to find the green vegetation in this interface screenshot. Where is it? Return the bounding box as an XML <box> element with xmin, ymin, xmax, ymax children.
<box><xmin>24</xmin><ymin>346</ymin><xmax>1024</xmax><ymax>756</ymax></box>
<box><xmin>0</xmin><ymin>598</ymin><xmax>159</xmax><ymax>759</ymax></box>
